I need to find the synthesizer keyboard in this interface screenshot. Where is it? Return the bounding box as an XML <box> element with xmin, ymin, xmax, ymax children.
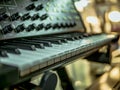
<box><xmin>0</xmin><ymin>32</ymin><xmax>117</xmax><ymax>89</ymax></box>
<box><xmin>0</xmin><ymin>32</ymin><xmax>116</xmax><ymax>76</ymax></box>
<box><xmin>0</xmin><ymin>0</ymin><xmax>117</xmax><ymax>89</ymax></box>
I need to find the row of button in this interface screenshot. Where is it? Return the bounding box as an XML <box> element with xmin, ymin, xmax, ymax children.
<box><xmin>0</xmin><ymin>11</ymin><xmax>78</xmax><ymax>22</ymax></box>
<box><xmin>0</xmin><ymin>12</ymin><xmax>48</xmax><ymax>21</ymax></box>
<box><xmin>25</xmin><ymin>3</ymin><xmax>43</xmax><ymax>11</ymax></box>
<box><xmin>0</xmin><ymin>22</ymin><xmax>77</xmax><ymax>34</ymax></box>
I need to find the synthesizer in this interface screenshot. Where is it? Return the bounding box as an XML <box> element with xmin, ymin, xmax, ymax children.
<box><xmin>0</xmin><ymin>0</ymin><xmax>117</xmax><ymax>89</ymax></box>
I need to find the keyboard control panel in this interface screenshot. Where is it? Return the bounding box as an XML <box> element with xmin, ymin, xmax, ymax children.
<box><xmin>0</xmin><ymin>0</ymin><xmax>85</xmax><ymax>40</ymax></box>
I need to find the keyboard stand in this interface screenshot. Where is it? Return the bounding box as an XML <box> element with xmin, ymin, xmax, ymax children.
<box><xmin>56</xmin><ymin>67</ymin><xmax>74</xmax><ymax>90</ymax></box>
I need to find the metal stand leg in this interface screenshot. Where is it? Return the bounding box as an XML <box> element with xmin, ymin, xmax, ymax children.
<box><xmin>56</xmin><ymin>67</ymin><xmax>75</xmax><ymax>90</ymax></box>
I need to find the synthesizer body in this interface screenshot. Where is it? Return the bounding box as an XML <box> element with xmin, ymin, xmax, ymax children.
<box><xmin>0</xmin><ymin>0</ymin><xmax>117</xmax><ymax>89</ymax></box>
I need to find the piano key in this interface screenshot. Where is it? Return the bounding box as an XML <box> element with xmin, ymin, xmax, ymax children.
<box><xmin>4</xmin><ymin>43</ymin><xmax>36</xmax><ymax>51</ymax></box>
<box><xmin>18</xmin><ymin>48</ymin><xmax>61</xmax><ymax>64</ymax></box>
<box><xmin>55</xmin><ymin>36</ymin><xmax>76</xmax><ymax>41</ymax></box>
<box><xmin>1</xmin><ymin>46</ymin><xmax>21</xmax><ymax>54</ymax></box>
<box><xmin>11</xmin><ymin>40</ymin><xmax>45</xmax><ymax>49</ymax></box>
<box><xmin>16</xmin><ymin>48</ymin><xmax>65</xmax><ymax>69</ymax></box>
<box><xmin>30</xmin><ymin>38</ymin><xmax>62</xmax><ymax>44</ymax></box>
<box><xmin>22</xmin><ymin>39</ymin><xmax>52</xmax><ymax>47</ymax></box>
<box><xmin>0</xmin><ymin>49</ymin><xmax>8</xmax><ymax>57</ymax></box>
<box><xmin>0</xmin><ymin>49</ymin><xmax>53</xmax><ymax>75</ymax></box>
<box><xmin>42</xmin><ymin>39</ymin><xmax>62</xmax><ymax>44</ymax></box>
<box><xmin>47</xmin><ymin>37</ymin><xmax>68</xmax><ymax>43</ymax></box>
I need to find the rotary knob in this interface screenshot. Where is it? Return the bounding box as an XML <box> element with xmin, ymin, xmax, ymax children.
<box><xmin>0</xmin><ymin>12</ymin><xmax>9</xmax><ymax>21</ymax></box>
<box><xmin>10</xmin><ymin>12</ymin><xmax>20</xmax><ymax>21</ymax></box>
<box><xmin>21</xmin><ymin>13</ymin><xmax>30</xmax><ymax>21</ymax></box>
<box><xmin>45</xmin><ymin>24</ymin><xmax>52</xmax><ymax>30</ymax></box>
<box><xmin>36</xmin><ymin>23</ymin><xmax>44</xmax><ymax>31</ymax></box>
<box><xmin>35</xmin><ymin>4</ymin><xmax>43</xmax><ymax>11</ymax></box>
<box><xmin>65</xmin><ymin>23</ymin><xmax>70</xmax><ymax>28</ymax></box>
<box><xmin>72</xmin><ymin>22</ymin><xmax>76</xmax><ymax>27</ymax></box>
<box><xmin>53</xmin><ymin>23</ymin><xmax>61</xmax><ymax>29</ymax></box>
<box><xmin>26</xmin><ymin>24</ymin><xmax>35</xmax><ymax>32</ymax></box>
<box><xmin>40</xmin><ymin>14</ymin><xmax>48</xmax><ymax>20</ymax></box>
<box><xmin>25</xmin><ymin>3</ymin><xmax>35</xmax><ymax>11</ymax></box>
<box><xmin>31</xmin><ymin>14</ymin><xmax>39</xmax><ymax>21</ymax></box>
<box><xmin>15</xmin><ymin>24</ymin><xmax>25</xmax><ymax>33</ymax></box>
<box><xmin>2</xmin><ymin>25</ymin><xmax>14</xmax><ymax>34</ymax></box>
<box><xmin>60</xmin><ymin>23</ymin><xmax>66</xmax><ymax>28</ymax></box>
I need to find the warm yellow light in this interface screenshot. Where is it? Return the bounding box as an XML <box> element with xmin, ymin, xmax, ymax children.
<box><xmin>109</xmin><ymin>67</ymin><xmax>120</xmax><ymax>80</ymax></box>
<box><xmin>75</xmin><ymin>80</ymin><xmax>82</xmax><ymax>86</ymax></box>
<box><xmin>80</xmin><ymin>0</ymin><xmax>89</xmax><ymax>7</ymax></box>
<box><xmin>100</xmin><ymin>83</ymin><xmax>112</xmax><ymax>90</ymax></box>
<box><xmin>75</xmin><ymin>0</ymin><xmax>89</xmax><ymax>12</ymax></box>
<box><xmin>99</xmin><ymin>73</ymin><xmax>108</xmax><ymax>83</ymax></box>
<box><xmin>86</xmin><ymin>16</ymin><xmax>99</xmax><ymax>25</ymax></box>
<box><xmin>108</xmin><ymin>11</ymin><xmax>120</xmax><ymax>22</ymax></box>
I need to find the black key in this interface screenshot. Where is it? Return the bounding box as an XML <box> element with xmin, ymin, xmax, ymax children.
<box><xmin>73</xmin><ymin>33</ymin><xmax>85</xmax><ymax>39</ymax></box>
<box><xmin>1</xmin><ymin>46</ymin><xmax>21</xmax><ymax>54</ymax></box>
<box><xmin>78</xmin><ymin>35</ymin><xmax>84</xmax><ymax>39</ymax></box>
<box><xmin>5</xmin><ymin>43</ymin><xmax>36</xmax><ymax>51</ymax></box>
<box><xmin>23</xmin><ymin>39</ymin><xmax>52</xmax><ymax>47</ymax></box>
<box><xmin>44</xmin><ymin>37</ymin><xmax>68</xmax><ymax>43</ymax></box>
<box><xmin>74</xmin><ymin>36</ymin><xmax>80</xmax><ymax>40</ymax></box>
<box><xmin>32</xmin><ymin>38</ymin><xmax>62</xmax><ymax>44</ymax></box>
<box><xmin>56</xmin><ymin>36</ymin><xmax>76</xmax><ymax>41</ymax></box>
<box><xmin>12</xmin><ymin>40</ymin><xmax>45</xmax><ymax>49</ymax></box>
<box><xmin>0</xmin><ymin>49</ymin><xmax>8</xmax><ymax>57</ymax></box>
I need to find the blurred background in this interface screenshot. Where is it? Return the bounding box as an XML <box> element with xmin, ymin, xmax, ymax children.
<box><xmin>74</xmin><ymin>0</ymin><xmax>120</xmax><ymax>34</ymax></box>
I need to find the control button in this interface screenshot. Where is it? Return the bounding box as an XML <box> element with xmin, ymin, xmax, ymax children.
<box><xmin>40</xmin><ymin>14</ymin><xmax>48</xmax><ymax>20</ymax></box>
<box><xmin>60</xmin><ymin>23</ymin><xmax>65</xmax><ymax>28</ymax></box>
<box><xmin>2</xmin><ymin>25</ymin><xmax>14</xmax><ymax>34</ymax></box>
<box><xmin>15</xmin><ymin>24</ymin><xmax>25</xmax><ymax>33</ymax></box>
<box><xmin>26</xmin><ymin>24</ymin><xmax>35</xmax><ymax>32</ymax></box>
<box><xmin>72</xmin><ymin>22</ymin><xmax>76</xmax><ymax>27</ymax></box>
<box><xmin>36</xmin><ymin>23</ymin><xmax>44</xmax><ymax>31</ymax></box>
<box><xmin>53</xmin><ymin>23</ymin><xmax>60</xmax><ymax>29</ymax></box>
<box><xmin>35</xmin><ymin>4</ymin><xmax>43</xmax><ymax>11</ymax></box>
<box><xmin>0</xmin><ymin>50</ymin><xmax>8</xmax><ymax>57</ymax></box>
<box><xmin>21</xmin><ymin>13</ymin><xmax>30</xmax><ymax>21</ymax></box>
<box><xmin>26</xmin><ymin>3</ymin><xmax>35</xmax><ymax>11</ymax></box>
<box><xmin>0</xmin><ymin>12</ymin><xmax>9</xmax><ymax>21</ymax></box>
<box><xmin>31</xmin><ymin>0</ymin><xmax>38</xmax><ymax>1</ymax></box>
<box><xmin>31</xmin><ymin>14</ymin><xmax>39</xmax><ymax>21</ymax></box>
<box><xmin>45</xmin><ymin>24</ymin><xmax>52</xmax><ymax>30</ymax></box>
<box><xmin>65</xmin><ymin>23</ymin><xmax>70</xmax><ymax>28</ymax></box>
<box><xmin>69</xmin><ymin>22</ymin><xmax>72</xmax><ymax>27</ymax></box>
<box><xmin>10</xmin><ymin>12</ymin><xmax>20</xmax><ymax>21</ymax></box>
